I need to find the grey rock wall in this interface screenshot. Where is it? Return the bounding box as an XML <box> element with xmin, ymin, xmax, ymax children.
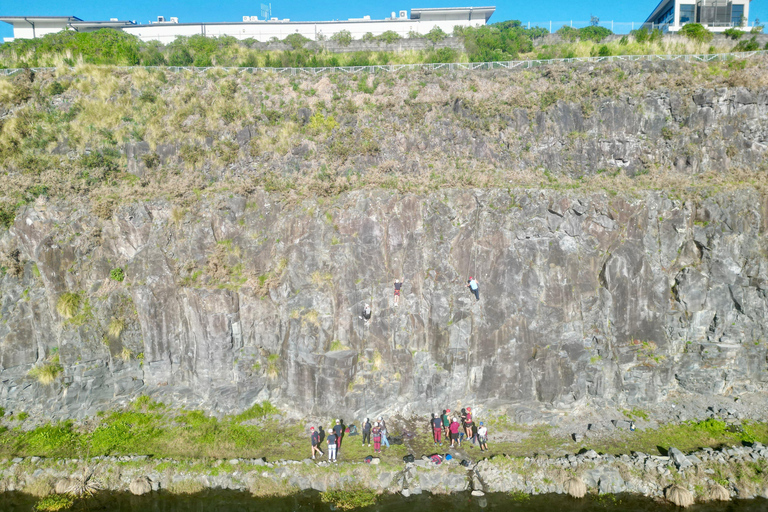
<box><xmin>1</xmin><ymin>187</ymin><xmax>767</xmax><ymax>419</ymax></box>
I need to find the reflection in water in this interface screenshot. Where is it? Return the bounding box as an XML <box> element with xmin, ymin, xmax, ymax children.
<box><xmin>1</xmin><ymin>491</ymin><xmax>767</xmax><ymax>511</ymax></box>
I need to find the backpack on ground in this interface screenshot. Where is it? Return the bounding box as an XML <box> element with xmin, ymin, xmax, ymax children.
<box><xmin>430</xmin><ymin>454</ymin><xmax>443</xmax><ymax>465</ymax></box>
<box><xmin>460</xmin><ymin>459</ymin><xmax>470</xmax><ymax>467</ymax></box>
<box><xmin>403</xmin><ymin>454</ymin><xmax>415</xmax><ymax>463</ymax></box>
<box><xmin>364</xmin><ymin>455</ymin><xmax>373</xmax><ymax>463</ymax></box>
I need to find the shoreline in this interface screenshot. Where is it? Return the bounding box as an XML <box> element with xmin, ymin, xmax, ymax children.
<box><xmin>3</xmin><ymin>441</ymin><xmax>768</xmax><ymax>505</ymax></box>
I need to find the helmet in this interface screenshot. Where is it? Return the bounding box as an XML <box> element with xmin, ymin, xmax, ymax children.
<box><xmin>452</xmin><ymin>417</ymin><xmax>457</xmax><ymax>422</ymax></box>
<box><xmin>378</xmin><ymin>416</ymin><xmax>383</xmax><ymax>420</ymax></box>
<box><xmin>336</xmin><ymin>419</ymin><xmax>340</xmax><ymax>424</ymax></box>
<box><xmin>374</xmin><ymin>421</ymin><xmax>379</xmax><ymax>426</ymax></box>
<box><xmin>364</xmin><ymin>417</ymin><xmax>369</xmax><ymax>422</ymax></box>
<box><xmin>479</xmin><ymin>422</ymin><xmax>484</xmax><ymax>426</ymax></box>
<box><xmin>469</xmin><ymin>276</ymin><xmax>473</xmax><ymax>280</ymax></box>
<box><xmin>447</xmin><ymin>409</ymin><xmax>451</xmax><ymax>413</ymax></box>
<box><xmin>311</xmin><ymin>427</ymin><xmax>315</xmax><ymax>430</ymax></box>
<box><xmin>467</xmin><ymin>407</ymin><xmax>471</xmax><ymax>412</ymax></box>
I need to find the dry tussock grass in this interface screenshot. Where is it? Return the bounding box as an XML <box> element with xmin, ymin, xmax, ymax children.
<box><xmin>1</xmin><ymin>57</ymin><xmax>766</xmax><ymax>223</ymax></box>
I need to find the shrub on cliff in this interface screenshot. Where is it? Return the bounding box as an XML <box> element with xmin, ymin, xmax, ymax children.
<box><xmin>680</xmin><ymin>23</ymin><xmax>714</xmax><ymax>43</ymax></box>
<box><xmin>330</xmin><ymin>30</ymin><xmax>353</xmax><ymax>47</ymax></box>
<box><xmin>0</xmin><ymin>202</ymin><xmax>16</xmax><ymax>230</ymax></box>
<box><xmin>557</xmin><ymin>25</ymin><xmax>612</xmax><ymax>43</ymax></box>
<box><xmin>109</xmin><ymin>268</ymin><xmax>125</xmax><ymax>282</ymax></box>
<box><xmin>734</xmin><ymin>36</ymin><xmax>760</xmax><ymax>52</ymax></box>
<box><xmin>458</xmin><ymin>22</ymin><xmax>536</xmax><ymax>61</ymax></box>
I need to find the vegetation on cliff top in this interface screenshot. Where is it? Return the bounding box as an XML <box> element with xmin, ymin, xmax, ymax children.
<box><xmin>0</xmin><ymin>20</ymin><xmax>756</xmax><ymax>70</ymax></box>
<box><xmin>0</xmin><ymin>54</ymin><xmax>766</xmax><ymax>233</ymax></box>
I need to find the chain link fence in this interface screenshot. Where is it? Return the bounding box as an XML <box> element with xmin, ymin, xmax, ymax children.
<box><xmin>1</xmin><ymin>49</ymin><xmax>765</xmax><ymax>77</ymax></box>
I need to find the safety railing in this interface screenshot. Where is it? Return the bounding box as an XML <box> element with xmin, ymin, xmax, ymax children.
<box><xmin>0</xmin><ymin>49</ymin><xmax>765</xmax><ymax>77</ymax></box>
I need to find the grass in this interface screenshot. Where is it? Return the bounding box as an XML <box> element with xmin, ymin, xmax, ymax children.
<box><xmin>0</xmin><ymin>55</ymin><xmax>764</xmax><ymax>223</ymax></box>
<box><xmin>0</xmin><ymin>401</ymin><xmax>767</xmax><ymax>471</ymax></box>
<box><xmin>329</xmin><ymin>340</ymin><xmax>351</xmax><ymax>351</ymax></box>
<box><xmin>320</xmin><ymin>488</ymin><xmax>378</xmax><ymax>510</ymax></box>
<box><xmin>28</xmin><ymin>355</ymin><xmax>63</xmax><ymax>385</ymax></box>
<box><xmin>107</xmin><ymin>317</ymin><xmax>125</xmax><ymax>339</ymax></box>
<box><xmin>55</xmin><ymin>293</ymin><xmax>80</xmax><ymax>319</ymax></box>
<box><xmin>34</xmin><ymin>495</ymin><xmax>74</xmax><ymax>512</ymax></box>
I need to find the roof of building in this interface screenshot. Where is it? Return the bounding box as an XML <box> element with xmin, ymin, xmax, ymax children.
<box><xmin>410</xmin><ymin>6</ymin><xmax>495</xmax><ymax>22</ymax></box>
<box><xmin>644</xmin><ymin>0</ymin><xmax>673</xmax><ymax>24</ymax></box>
<box><xmin>0</xmin><ymin>16</ymin><xmax>82</xmax><ymax>23</ymax></box>
<box><xmin>70</xmin><ymin>20</ymin><xmax>137</xmax><ymax>28</ymax></box>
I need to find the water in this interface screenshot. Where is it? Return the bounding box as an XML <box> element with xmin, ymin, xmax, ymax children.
<box><xmin>1</xmin><ymin>491</ymin><xmax>766</xmax><ymax>511</ymax></box>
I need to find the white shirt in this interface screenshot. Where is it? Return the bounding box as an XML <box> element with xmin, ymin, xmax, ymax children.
<box><xmin>477</xmin><ymin>426</ymin><xmax>487</xmax><ymax>437</ymax></box>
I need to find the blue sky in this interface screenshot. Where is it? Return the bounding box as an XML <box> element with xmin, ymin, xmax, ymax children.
<box><xmin>2</xmin><ymin>0</ymin><xmax>766</xmax><ymax>40</ymax></box>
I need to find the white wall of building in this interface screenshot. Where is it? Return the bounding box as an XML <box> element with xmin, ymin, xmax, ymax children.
<box><xmin>9</xmin><ymin>20</ymin><xmax>77</xmax><ymax>40</ymax></box>
<box><xmin>121</xmin><ymin>18</ymin><xmax>485</xmax><ymax>45</ymax></box>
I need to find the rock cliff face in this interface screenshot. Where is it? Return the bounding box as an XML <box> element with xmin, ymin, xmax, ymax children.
<box><xmin>1</xmin><ymin>187</ymin><xmax>767</xmax><ymax>419</ymax></box>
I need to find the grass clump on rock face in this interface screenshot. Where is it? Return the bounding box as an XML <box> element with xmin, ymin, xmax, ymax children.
<box><xmin>107</xmin><ymin>317</ymin><xmax>125</xmax><ymax>339</ymax></box>
<box><xmin>29</xmin><ymin>355</ymin><xmax>63</xmax><ymax>385</ymax></box>
<box><xmin>56</xmin><ymin>293</ymin><xmax>81</xmax><ymax>319</ymax></box>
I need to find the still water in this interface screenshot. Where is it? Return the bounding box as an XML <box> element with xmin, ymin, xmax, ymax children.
<box><xmin>1</xmin><ymin>491</ymin><xmax>766</xmax><ymax>512</ymax></box>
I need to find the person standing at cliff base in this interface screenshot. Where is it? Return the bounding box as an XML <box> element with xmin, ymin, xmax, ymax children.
<box><xmin>431</xmin><ymin>413</ymin><xmax>443</xmax><ymax>445</ymax></box>
<box><xmin>362</xmin><ymin>417</ymin><xmax>372</xmax><ymax>447</ymax></box>
<box><xmin>449</xmin><ymin>417</ymin><xmax>460</xmax><ymax>448</ymax></box>
<box><xmin>467</xmin><ymin>277</ymin><xmax>479</xmax><ymax>301</ymax></box>
<box><xmin>394</xmin><ymin>279</ymin><xmax>403</xmax><ymax>307</ymax></box>
<box><xmin>441</xmin><ymin>409</ymin><xmax>450</xmax><ymax>439</ymax></box>
<box><xmin>372</xmin><ymin>422</ymin><xmax>382</xmax><ymax>453</ymax></box>
<box><xmin>465</xmin><ymin>407</ymin><xmax>475</xmax><ymax>445</ymax></box>
<box><xmin>477</xmin><ymin>422</ymin><xmax>488</xmax><ymax>452</ymax></box>
<box><xmin>327</xmin><ymin>430</ymin><xmax>337</xmax><ymax>462</ymax></box>
<box><xmin>379</xmin><ymin>416</ymin><xmax>390</xmax><ymax>448</ymax></box>
<box><xmin>310</xmin><ymin>427</ymin><xmax>323</xmax><ymax>459</ymax></box>
<box><xmin>333</xmin><ymin>419</ymin><xmax>344</xmax><ymax>451</ymax></box>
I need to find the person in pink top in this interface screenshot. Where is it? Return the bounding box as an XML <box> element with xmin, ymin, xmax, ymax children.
<box><xmin>449</xmin><ymin>417</ymin><xmax>461</xmax><ymax>448</ymax></box>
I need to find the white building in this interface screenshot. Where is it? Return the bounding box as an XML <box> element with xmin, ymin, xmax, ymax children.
<box><xmin>644</xmin><ymin>0</ymin><xmax>752</xmax><ymax>32</ymax></box>
<box><xmin>1</xmin><ymin>7</ymin><xmax>495</xmax><ymax>44</ymax></box>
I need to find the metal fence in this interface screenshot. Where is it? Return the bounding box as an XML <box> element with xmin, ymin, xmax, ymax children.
<box><xmin>522</xmin><ymin>20</ymin><xmax>758</xmax><ymax>33</ymax></box>
<box><xmin>1</xmin><ymin>49</ymin><xmax>765</xmax><ymax>77</ymax></box>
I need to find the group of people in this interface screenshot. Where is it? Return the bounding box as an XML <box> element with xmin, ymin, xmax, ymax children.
<box><xmin>310</xmin><ymin>409</ymin><xmax>490</xmax><ymax>463</ymax></box>
<box><xmin>431</xmin><ymin>407</ymin><xmax>488</xmax><ymax>451</ymax></box>
<box><xmin>360</xmin><ymin>277</ymin><xmax>480</xmax><ymax>322</ymax></box>
<box><xmin>310</xmin><ymin>417</ymin><xmax>391</xmax><ymax>461</ymax></box>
